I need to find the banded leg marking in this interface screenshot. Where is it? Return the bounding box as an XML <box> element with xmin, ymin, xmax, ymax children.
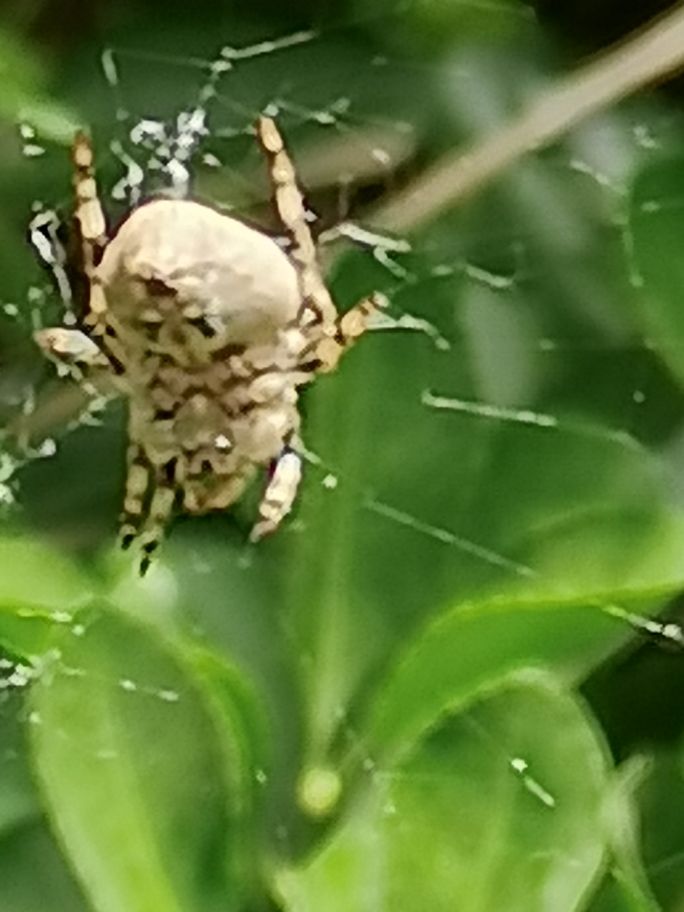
<box><xmin>138</xmin><ymin>474</ymin><xmax>177</xmax><ymax>576</ymax></box>
<box><xmin>70</xmin><ymin>132</ymin><xmax>129</xmax><ymax>369</ymax></box>
<box><xmin>255</xmin><ymin>116</ymin><xmax>338</xmax><ymax>330</ymax></box>
<box><xmin>302</xmin><ymin>292</ymin><xmax>389</xmax><ymax>374</ymax></box>
<box><xmin>71</xmin><ymin>133</ymin><xmax>107</xmax><ymax>324</ymax></box>
<box><xmin>119</xmin><ymin>444</ymin><xmax>152</xmax><ymax>551</ymax></box>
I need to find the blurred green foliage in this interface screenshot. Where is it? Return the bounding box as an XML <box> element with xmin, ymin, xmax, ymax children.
<box><xmin>1</xmin><ymin>1</ymin><xmax>684</xmax><ymax>910</ymax></box>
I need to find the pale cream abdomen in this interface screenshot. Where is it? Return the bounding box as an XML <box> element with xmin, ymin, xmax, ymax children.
<box><xmin>97</xmin><ymin>199</ymin><xmax>300</xmax><ymax>344</ymax></box>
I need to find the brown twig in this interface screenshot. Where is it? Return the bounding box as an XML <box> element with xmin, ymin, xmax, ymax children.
<box><xmin>373</xmin><ymin>2</ymin><xmax>684</xmax><ymax>233</ymax></box>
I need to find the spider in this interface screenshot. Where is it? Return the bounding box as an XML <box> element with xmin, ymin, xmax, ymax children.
<box><xmin>35</xmin><ymin>117</ymin><xmax>384</xmax><ymax>574</ymax></box>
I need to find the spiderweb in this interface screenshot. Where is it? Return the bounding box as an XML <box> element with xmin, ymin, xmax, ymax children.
<box><xmin>1</xmin><ymin>3</ymin><xmax>684</xmax><ymax>906</ymax></box>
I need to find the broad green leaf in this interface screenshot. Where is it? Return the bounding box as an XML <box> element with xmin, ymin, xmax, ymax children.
<box><xmin>140</xmin><ymin>526</ymin><xmax>304</xmax><ymax>806</ymax></box>
<box><xmin>0</xmin><ymin>692</ymin><xmax>39</xmax><ymax>837</ymax></box>
<box><xmin>189</xmin><ymin>645</ymin><xmax>272</xmax><ymax>812</ymax></box>
<box><xmin>0</xmin><ymin>822</ymin><xmax>90</xmax><ymax>911</ymax></box>
<box><xmin>361</xmin><ymin>597</ymin><xmax>638</xmax><ymax>763</ymax></box>
<box><xmin>276</xmin><ymin>675</ymin><xmax>610</xmax><ymax>912</ymax></box>
<box><xmin>588</xmin><ymin>758</ymin><xmax>660</xmax><ymax>912</ymax></box>
<box><xmin>637</xmin><ymin>749</ymin><xmax>684</xmax><ymax>911</ymax></box>
<box><xmin>0</xmin><ymin>537</ymin><xmax>94</xmax><ymax>656</ymax></box>
<box><xmin>30</xmin><ymin>608</ymin><xmax>248</xmax><ymax>912</ymax></box>
<box><xmin>0</xmin><ymin>28</ymin><xmax>78</xmax><ymax>141</ymax></box>
<box><xmin>589</xmin><ymin>877</ymin><xmax>659</xmax><ymax>912</ymax></box>
<box><xmin>354</xmin><ymin>0</ymin><xmax>535</xmax><ymax>52</ymax></box>
<box><xmin>628</xmin><ymin>155</ymin><xmax>684</xmax><ymax>387</ymax></box>
<box><xmin>0</xmin><ymin>537</ymin><xmax>92</xmax><ymax>610</ymax></box>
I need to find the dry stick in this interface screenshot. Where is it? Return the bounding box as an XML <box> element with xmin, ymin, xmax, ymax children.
<box><xmin>373</xmin><ymin>2</ymin><xmax>684</xmax><ymax>233</ymax></box>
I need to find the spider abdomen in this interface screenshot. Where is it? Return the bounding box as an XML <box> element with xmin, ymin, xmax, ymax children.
<box><xmin>98</xmin><ymin>198</ymin><xmax>300</xmax><ymax>347</ymax></box>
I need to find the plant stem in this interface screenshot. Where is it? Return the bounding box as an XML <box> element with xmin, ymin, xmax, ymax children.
<box><xmin>373</xmin><ymin>3</ymin><xmax>684</xmax><ymax>233</ymax></box>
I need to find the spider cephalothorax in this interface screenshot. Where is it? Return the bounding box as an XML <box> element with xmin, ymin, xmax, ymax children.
<box><xmin>36</xmin><ymin>117</ymin><xmax>383</xmax><ymax>573</ymax></box>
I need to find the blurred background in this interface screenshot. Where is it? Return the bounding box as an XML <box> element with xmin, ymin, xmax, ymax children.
<box><xmin>1</xmin><ymin>1</ymin><xmax>684</xmax><ymax>910</ymax></box>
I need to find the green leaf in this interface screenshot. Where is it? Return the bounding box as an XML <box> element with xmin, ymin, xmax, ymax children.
<box><xmin>361</xmin><ymin>597</ymin><xmax>637</xmax><ymax>763</ymax></box>
<box><xmin>628</xmin><ymin>155</ymin><xmax>684</xmax><ymax>387</ymax></box>
<box><xmin>0</xmin><ymin>692</ymin><xmax>40</xmax><ymax>838</ymax></box>
<box><xmin>0</xmin><ymin>27</ymin><xmax>79</xmax><ymax>141</ymax></box>
<box><xmin>0</xmin><ymin>822</ymin><xmax>90</xmax><ymax>911</ymax></box>
<box><xmin>589</xmin><ymin>758</ymin><xmax>660</xmax><ymax>912</ymax></box>
<box><xmin>276</xmin><ymin>675</ymin><xmax>610</xmax><ymax>912</ymax></box>
<box><xmin>30</xmin><ymin>608</ymin><xmax>248</xmax><ymax>912</ymax></box>
<box><xmin>637</xmin><ymin>749</ymin><xmax>684</xmax><ymax>911</ymax></box>
<box><xmin>0</xmin><ymin>536</ymin><xmax>94</xmax><ymax>656</ymax></box>
<box><xmin>189</xmin><ymin>644</ymin><xmax>272</xmax><ymax>813</ymax></box>
<box><xmin>0</xmin><ymin>537</ymin><xmax>92</xmax><ymax>611</ymax></box>
<box><xmin>589</xmin><ymin>877</ymin><xmax>658</xmax><ymax>912</ymax></box>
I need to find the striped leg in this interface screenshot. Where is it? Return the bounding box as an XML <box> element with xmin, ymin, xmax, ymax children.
<box><xmin>120</xmin><ymin>448</ymin><xmax>177</xmax><ymax>575</ymax></box>
<box><xmin>138</xmin><ymin>473</ymin><xmax>177</xmax><ymax>575</ymax></box>
<box><xmin>255</xmin><ymin>116</ymin><xmax>338</xmax><ymax>330</ymax></box>
<box><xmin>255</xmin><ymin>118</ymin><xmax>387</xmax><ymax>376</ymax></box>
<box><xmin>119</xmin><ymin>443</ymin><xmax>153</xmax><ymax>552</ymax></box>
<box><xmin>313</xmin><ymin>293</ymin><xmax>389</xmax><ymax>374</ymax></box>
<box><xmin>71</xmin><ymin>132</ymin><xmax>130</xmax><ymax>373</ymax></box>
<box><xmin>71</xmin><ymin>132</ymin><xmax>108</xmax><ymax>330</ymax></box>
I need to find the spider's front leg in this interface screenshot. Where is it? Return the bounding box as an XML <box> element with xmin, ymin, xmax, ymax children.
<box><xmin>71</xmin><ymin>131</ymin><xmax>109</xmax><ymax>330</ymax></box>
<box><xmin>312</xmin><ymin>292</ymin><xmax>389</xmax><ymax>374</ymax></box>
<box><xmin>255</xmin><ymin>116</ymin><xmax>387</xmax><ymax>375</ymax></box>
<box><xmin>32</xmin><ymin>326</ymin><xmax>119</xmax><ymax>436</ymax></box>
<box><xmin>256</xmin><ymin>115</ymin><xmax>338</xmax><ymax>329</ymax></box>
<box><xmin>70</xmin><ymin>131</ymin><xmax>129</xmax><ymax>367</ymax></box>
<box><xmin>250</xmin><ymin>448</ymin><xmax>303</xmax><ymax>543</ymax></box>
<box><xmin>34</xmin><ymin>132</ymin><xmax>125</xmax><ymax>400</ymax></box>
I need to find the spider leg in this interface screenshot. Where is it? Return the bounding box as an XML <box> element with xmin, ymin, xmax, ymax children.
<box><xmin>119</xmin><ymin>447</ymin><xmax>180</xmax><ymax>574</ymax></box>
<box><xmin>136</xmin><ymin>459</ymin><xmax>178</xmax><ymax>576</ymax></box>
<box><xmin>32</xmin><ymin>327</ymin><xmax>118</xmax><ymax>437</ymax></box>
<box><xmin>313</xmin><ymin>292</ymin><xmax>389</xmax><ymax>374</ymax></box>
<box><xmin>34</xmin><ymin>327</ymin><xmax>114</xmax><ymax>380</ymax></box>
<box><xmin>249</xmin><ymin>447</ymin><xmax>302</xmax><ymax>543</ymax></box>
<box><xmin>71</xmin><ymin>133</ymin><xmax>108</xmax><ymax>327</ymax></box>
<box><xmin>118</xmin><ymin>444</ymin><xmax>153</xmax><ymax>553</ymax></box>
<box><xmin>294</xmin><ymin>292</ymin><xmax>388</xmax><ymax>375</ymax></box>
<box><xmin>255</xmin><ymin>116</ymin><xmax>338</xmax><ymax>330</ymax></box>
<box><xmin>70</xmin><ymin>132</ymin><xmax>130</xmax><ymax>372</ymax></box>
<box><xmin>255</xmin><ymin>118</ymin><xmax>388</xmax><ymax>375</ymax></box>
